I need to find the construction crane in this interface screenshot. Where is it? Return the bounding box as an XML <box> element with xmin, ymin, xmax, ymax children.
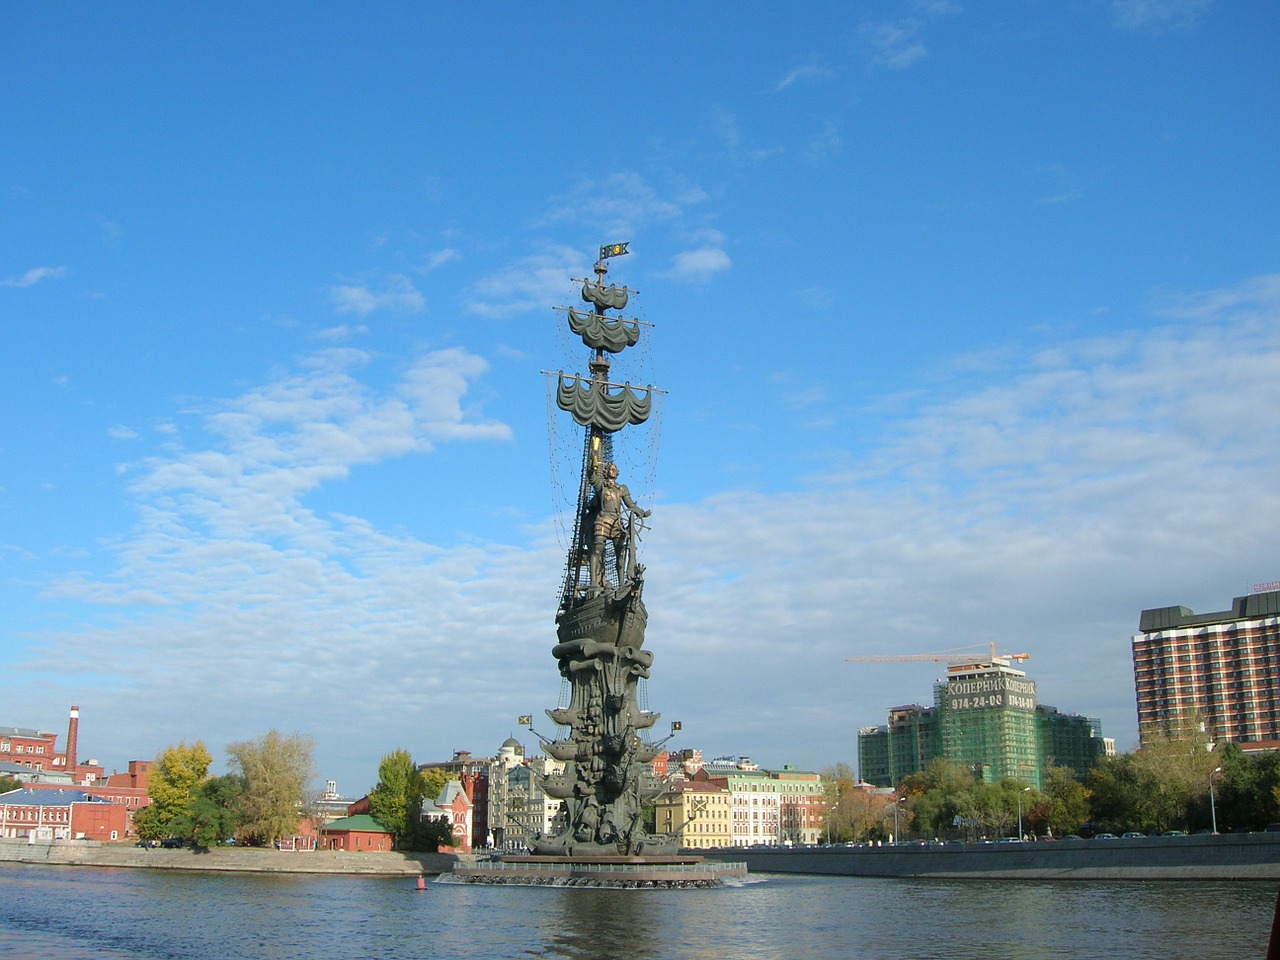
<box><xmin>846</xmin><ymin>642</ymin><xmax>1030</xmax><ymax>664</ymax></box>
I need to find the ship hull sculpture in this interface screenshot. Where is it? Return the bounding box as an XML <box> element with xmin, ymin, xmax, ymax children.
<box><xmin>455</xmin><ymin>245</ymin><xmax>744</xmax><ymax>886</ymax></box>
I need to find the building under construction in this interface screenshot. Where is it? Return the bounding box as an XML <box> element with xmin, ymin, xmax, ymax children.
<box><xmin>856</xmin><ymin>652</ymin><xmax>1109</xmax><ymax>789</ymax></box>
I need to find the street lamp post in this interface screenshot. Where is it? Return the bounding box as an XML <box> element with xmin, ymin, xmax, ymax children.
<box><xmin>892</xmin><ymin>796</ymin><xmax>905</xmax><ymax>844</ymax></box>
<box><xmin>1210</xmin><ymin>766</ymin><xmax>1222</xmax><ymax>834</ymax></box>
<box><xmin>1018</xmin><ymin>787</ymin><xmax>1031</xmax><ymax>840</ymax></box>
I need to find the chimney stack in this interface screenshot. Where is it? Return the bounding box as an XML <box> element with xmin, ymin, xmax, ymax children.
<box><xmin>66</xmin><ymin>705</ymin><xmax>79</xmax><ymax>778</ymax></box>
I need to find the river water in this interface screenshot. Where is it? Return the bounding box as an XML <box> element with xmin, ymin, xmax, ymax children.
<box><xmin>0</xmin><ymin>863</ymin><xmax>1274</xmax><ymax>959</ymax></box>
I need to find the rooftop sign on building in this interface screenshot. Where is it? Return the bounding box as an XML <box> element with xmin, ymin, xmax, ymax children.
<box><xmin>943</xmin><ymin>673</ymin><xmax>1037</xmax><ymax>712</ymax></box>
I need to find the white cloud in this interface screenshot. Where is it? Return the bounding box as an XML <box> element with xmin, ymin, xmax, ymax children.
<box><xmin>1034</xmin><ymin>162</ymin><xmax>1085</xmax><ymax>204</ymax></box>
<box><xmin>422</xmin><ymin>248</ymin><xmax>460</xmax><ymax>272</ymax></box>
<box><xmin>2</xmin><ymin>266</ymin><xmax>67</xmax><ymax>288</ymax></box>
<box><xmin>805</xmin><ymin>118</ymin><xmax>843</xmax><ymax>163</ymax></box>
<box><xmin>329</xmin><ymin>274</ymin><xmax>425</xmax><ymax>316</ymax></box>
<box><xmin>539</xmin><ymin>172</ymin><xmax>705</xmax><ymax>237</ymax></box>
<box><xmin>859</xmin><ymin>2</ymin><xmax>960</xmax><ymax>71</ymax></box>
<box><xmin>1110</xmin><ymin>0</ymin><xmax>1213</xmax><ymax>32</ymax></box>
<box><xmin>93</xmin><ymin>347</ymin><xmax>509</xmax><ymax>555</ymax></box>
<box><xmin>861</xmin><ymin>19</ymin><xmax>929</xmax><ymax>69</ymax></box>
<box><xmin>642</xmin><ymin>273</ymin><xmax>1280</xmax><ymax>760</ymax></box>
<box><xmin>466</xmin><ymin>245</ymin><xmax>590</xmax><ymax>319</ymax></box>
<box><xmin>107</xmin><ymin>425</ymin><xmax>138</xmax><ymax>441</ymax></box>
<box><xmin>712</xmin><ymin>106</ymin><xmax>786</xmax><ymax>165</ymax></box>
<box><xmin>17</xmin><ymin>275</ymin><xmax>1280</xmax><ymax>785</ymax></box>
<box><xmin>666</xmin><ymin>247</ymin><xmax>732</xmax><ymax>283</ymax></box>
<box><xmin>26</xmin><ymin>347</ymin><xmax>519</xmax><ymax>779</ymax></box>
<box><xmin>314</xmin><ymin>324</ymin><xmax>368</xmax><ymax>341</ymax></box>
<box><xmin>777</xmin><ymin>62</ymin><xmax>834</xmax><ymax>91</ymax></box>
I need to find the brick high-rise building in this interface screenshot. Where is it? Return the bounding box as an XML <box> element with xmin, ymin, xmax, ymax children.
<box><xmin>1133</xmin><ymin>588</ymin><xmax>1280</xmax><ymax>750</ymax></box>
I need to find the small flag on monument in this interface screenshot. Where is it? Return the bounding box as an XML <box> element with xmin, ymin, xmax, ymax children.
<box><xmin>518</xmin><ymin>715</ymin><xmax>533</xmax><ymax>726</ymax></box>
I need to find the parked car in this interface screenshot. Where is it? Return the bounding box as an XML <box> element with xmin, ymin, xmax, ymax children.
<box><xmin>1061</xmin><ymin>834</ymin><xmax>1084</xmax><ymax>841</ymax></box>
<box><xmin>1120</xmin><ymin>832</ymin><xmax>1146</xmax><ymax>839</ymax></box>
<box><xmin>1092</xmin><ymin>833</ymin><xmax>1119</xmax><ymax>840</ymax></box>
<box><xmin>1160</xmin><ymin>830</ymin><xmax>1188</xmax><ymax>837</ymax></box>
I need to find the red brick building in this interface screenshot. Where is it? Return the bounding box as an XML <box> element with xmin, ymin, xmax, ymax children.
<box><xmin>319</xmin><ymin>814</ymin><xmax>394</xmax><ymax>852</ymax></box>
<box><xmin>420</xmin><ymin>751</ymin><xmax>489</xmax><ymax>850</ymax></box>
<box><xmin>2</xmin><ymin>715</ymin><xmax>151</xmax><ymax>837</ymax></box>
<box><xmin>0</xmin><ymin>787</ymin><xmax>128</xmax><ymax>841</ymax></box>
<box><xmin>0</xmin><ymin>707</ymin><xmax>106</xmax><ymax>784</ymax></box>
<box><xmin>0</xmin><ymin>726</ymin><xmax>59</xmax><ymax>774</ymax></box>
<box><xmin>18</xmin><ymin>760</ymin><xmax>151</xmax><ymax>837</ymax></box>
<box><xmin>426</xmin><ymin>780</ymin><xmax>474</xmax><ymax>853</ymax></box>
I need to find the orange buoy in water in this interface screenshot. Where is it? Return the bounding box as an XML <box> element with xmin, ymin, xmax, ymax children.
<box><xmin>415</xmin><ymin>876</ymin><xmax>426</xmax><ymax>891</ymax></box>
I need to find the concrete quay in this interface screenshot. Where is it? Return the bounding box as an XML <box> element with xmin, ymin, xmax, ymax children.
<box><xmin>454</xmin><ymin>854</ymin><xmax>748</xmax><ymax>886</ymax></box>
<box><xmin>703</xmin><ymin>832</ymin><xmax>1280</xmax><ymax>880</ymax></box>
<box><xmin>0</xmin><ymin>839</ymin><xmax>457</xmax><ymax>876</ymax></box>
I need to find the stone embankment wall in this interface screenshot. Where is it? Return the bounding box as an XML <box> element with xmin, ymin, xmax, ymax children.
<box><xmin>704</xmin><ymin>832</ymin><xmax>1280</xmax><ymax>880</ymax></box>
<box><xmin>0</xmin><ymin>839</ymin><xmax>459</xmax><ymax>876</ymax></box>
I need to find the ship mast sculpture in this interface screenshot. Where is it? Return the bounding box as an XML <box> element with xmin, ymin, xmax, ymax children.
<box><xmin>530</xmin><ymin>243</ymin><xmax>678</xmax><ymax>857</ymax></box>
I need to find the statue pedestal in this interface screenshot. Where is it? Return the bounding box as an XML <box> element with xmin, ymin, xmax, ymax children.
<box><xmin>452</xmin><ymin>854</ymin><xmax>747</xmax><ymax>887</ymax></box>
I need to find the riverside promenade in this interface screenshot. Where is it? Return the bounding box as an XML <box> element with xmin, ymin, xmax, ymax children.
<box><xmin>0</xmin><ymin>838</ymin><xmax>459</xmax><ymax>875</ymax></box>
<box><xmin>704</xmin><ymin>832</ymin><xmax>1280</xmax><ymax>880</ymax></box>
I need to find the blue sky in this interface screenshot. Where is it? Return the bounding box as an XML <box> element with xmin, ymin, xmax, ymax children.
<box><xmin>3</xmin><ymin>1</ymin><xmax>1278</xmax><ymax>795</ymax></box>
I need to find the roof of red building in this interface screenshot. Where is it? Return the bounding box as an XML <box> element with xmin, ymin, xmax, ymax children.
<box><xmin>666</xmin><ymin>780</ymin><xmax>727</xmax><ymax>794</ymax></box>
<box><xmin>320</xmin><ymin>814</ymin><xmax>390</xmax><ymax>834</ymax></box>
<box><xmin>0</xmin><ymin>787</ymin><xmax>108</xmax><ymax>806</ymax></box>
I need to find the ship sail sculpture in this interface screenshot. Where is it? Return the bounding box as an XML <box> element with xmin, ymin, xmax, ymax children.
<box><xmin>531</xmin><ymin>244</ymin><xmax>678</xmax><ymax>857</ymax></box>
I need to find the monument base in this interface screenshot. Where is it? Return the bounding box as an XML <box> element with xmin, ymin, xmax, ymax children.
<box><xmin>452</xmin><ymin>854</ymin><xmax>747</xmax><ymax>888</ymax></box>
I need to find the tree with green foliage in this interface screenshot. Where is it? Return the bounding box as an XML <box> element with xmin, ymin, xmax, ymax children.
<box><xmin>1198</xmin><ymin>743</ymin><xmax>1280</xmax><ymax>833</ymax></box>
<box><xmin>844</xmin><ymin>785</ymin><xmax>889</xmax><ymax>843</ymax></box>
<box><xmin>227</xmin><ymin>730</ymin><xmax>314</xmax><ymax>845</ymax></box>
<box><xmin>420</xmin><ymin>767</ymin><xmax>449</xmax><ymax>805</ymax></box>
<box><xmin>891</xmin><ymin>760</ymin><xmax>1047</xmax><ymax>840</ymax></box>
<box><xmin>986</xmin><ymin>779</ymin><xmax>1036</xmax><ymax>838</ymax></box>
<box><xmin>1084</xmin><ymin>755</ymin><xmax>1140</xmax><ymax>833</ymax></box>
<box><xmin>818</xmin><ymin>762</ymin><xmax>859</xmax><ymax>842</ymax></box>
<box><xmin>134</xmin><ymin>741</ymin><xmax>212</xmax><ymax>841</ymax></box>
<box><xmin>175</xmin><ymin>774</ymin><xmax>245</xmax><ymax>849</ymax></box>
<box><xmin>900</xmin><ymin>759</ymin><xmax>980</xmax><ymax>838</ymax></box>
<box><xmin>0</xmin><ymin>775</ymin><xmax>20</xmax><ymax>795</ymax></box>
<box><xmin>1088</xmin><ymin>721</ymin><xmax>1218</xmax><ymax>834</ymax></box>
<box><xmin>421</xmin><ymin>816</ymin><xmax>458</xmax><ymax>850</ymax></box>
<box><xmin>1039</xmin><ymin>763</ymin><xmax>1090</xmax><ymax>836</ymax></box>
<box><xmin>368</xmin><ymin>749</ymin><xmax>425</xmax><ymax>849</ymax></box>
